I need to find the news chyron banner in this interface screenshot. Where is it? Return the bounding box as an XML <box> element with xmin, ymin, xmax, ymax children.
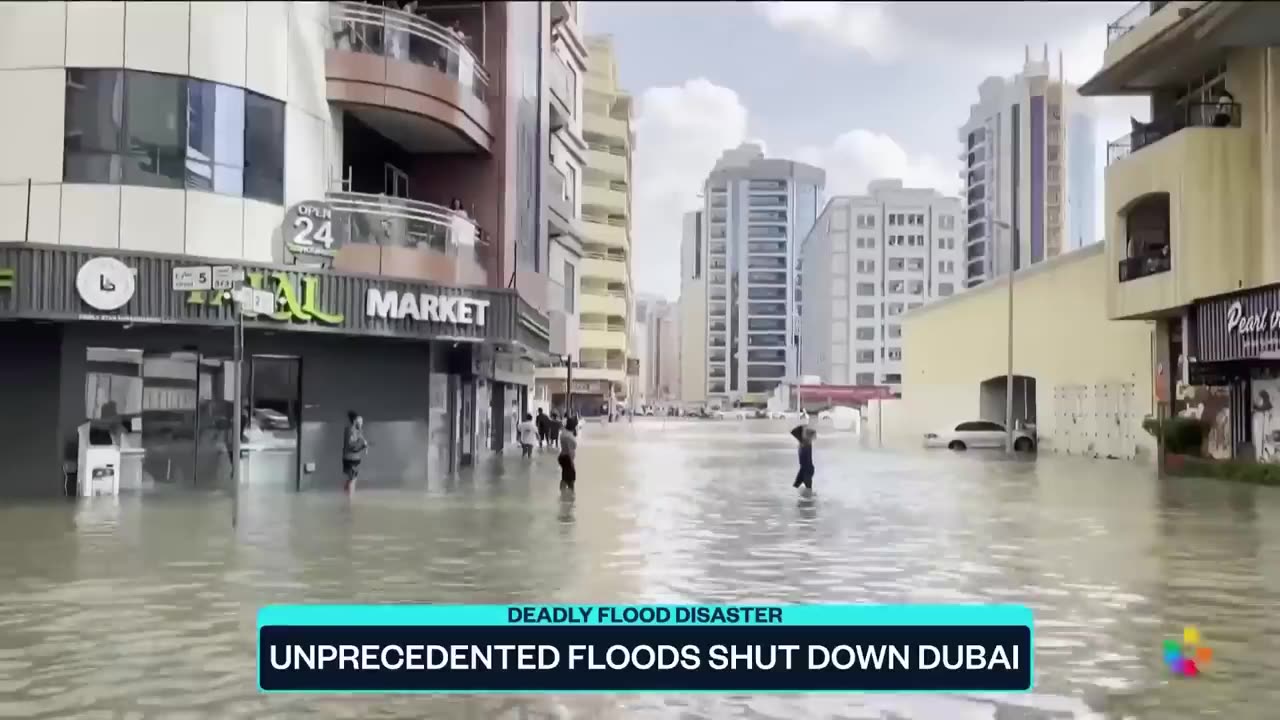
<box><xmin>258</xmin><ymin>604</ymin><xmax>1033</xmax><ymax>693</ymax></box>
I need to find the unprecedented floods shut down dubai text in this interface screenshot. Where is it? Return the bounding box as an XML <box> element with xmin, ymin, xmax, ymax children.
<box><xmin>256</xmin><ymin>604</ymin><xmax>1034</xmax><ymax>693</ymax></box>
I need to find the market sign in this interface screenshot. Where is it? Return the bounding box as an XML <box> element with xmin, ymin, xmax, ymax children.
<box><xmin>365</xmin><ymin>288</ymin><xmax>491</xmax><ymax>326</ymax></box>
<box><xmin>186</xmin><ymin>271</ymin><xmax>344</xmax><ymax>325</ymax></box>
<box><xmin>1195</xmin><ymin>284</ymin><xmax>1280</xmax><ymax>362</ymax></box>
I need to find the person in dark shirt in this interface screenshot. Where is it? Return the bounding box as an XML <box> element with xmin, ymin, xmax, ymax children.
<box><xmin>535</xmin><ymin>408</ymin><xmax>549</xmax><ymax>448</ymax></box>
<box><xmin>548</xmin><ymin>412</ymin><xmax>562</xmax><ymax>449</ymax></box>
<box><xmin>558</xmin><ymin>416</ymin><xmax>579</xmax><ymax>495</ymax></box>
<box><xmin>791</xmin><ymin>425</ymin><xmax>817</xmax><ymax>492</ymax></box>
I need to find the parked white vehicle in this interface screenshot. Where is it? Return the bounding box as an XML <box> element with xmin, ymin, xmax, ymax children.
<box><xmin>924</xmin><ymin>420</ymin><xmax>1037</xmax><ymax>452</ymax></box>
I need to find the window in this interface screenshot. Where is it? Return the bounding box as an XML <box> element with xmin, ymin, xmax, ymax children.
<box><xmin>887</xmin><ymin>347</ymin><xmax>902</xmax><ymax>361</ymax></box>
<box><xmin>855</xmin><ymin>326</ymin><xmax>875</xmax><ymax>341</ymax></box>
<box><xmin>938</xmin><ymin>282</ymin><xmax>955</xmax><ymax>297</ymax></box>
<box><xmin>856</xmin><ymin>372</ymin><xmax>875</xmax><ymax>385</ymax></box>
<box><xmin>883</xmin><ymin>373</ymin><xmax>901</xmax><ymax>384</ymax></box>
<box><xmin>888</xmin><ymin>257</ymin><xmax>904</xmax><ymax>271</ymax></box>
<box><xmin>856</xmin><ymin>282</ymin><xmax>876</xmax><ymax>296</ymax></box>
<box><xmin>856</xmin><ymin>304</ymin><xmax>875</xmax><ymax>318</ymax></box>
<box><xmin>939</xmin><ymin>215</ymin><xmax>955</xmax><ymax>230</ymax></box>
<box><xmin>856</xmin><ymin>214</ymin><xmax>875</xmax><ymax>229</ymax></box>
<box><xmin>65</xmin><ymin>68</ymin><xmax>285</xmax><ymax>204</ymax></box>
<box><xmin>563</xmin><ymin>261</ymin><xmax>576</xmax><ymax>312</ymax></box>
<box><xmin>907</xmin><ymin>280</ymin><xmax>924</xmax><ymax>295</ymax></box>
<box><xmin>856</xmin><ymin>350</ymin><xmax>875</xmax><ymax>363</ymax></box>
<box><xmin>937</xmin><ymin>237</ymin><xmax>956</xmax><ymax>250</ymax></box>
<box><xmin>888</xmin><ymin>280</ymin><xmax>904</xmax><ymax>294</ymax></box>
<box><xmin>907</xmin><ymin>258</ymin><xmax>924</xmax><ymax>272</ymax></box>
<box><xmin>938</xmin><ymin>260</ymin><xmax>955</xmax><ymax>273</ymax></box>
<box><xmin>887</xmin><ymin>302</ymin><xmax>903</xmax><ymax>316</ymax></box>
<box><xmin>856</xmin><ymin>259</ymin><xmax>875</xmax><ymax>273</ymax></box>
<box><xmin>888</xmin><ymin>325</ymin><xmax>901</xmax><ymax>339</ymax></box>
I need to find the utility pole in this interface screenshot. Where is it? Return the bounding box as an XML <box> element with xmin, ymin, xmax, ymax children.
<box><xmin>230</xmin><ymin>283</ymin><xmax>245</xmax><ymax>529</ymax></box>
<box><xmin>995</xmin><ymin>219</ymin><xmax>1016</xmax><ymax>455</ymax></box>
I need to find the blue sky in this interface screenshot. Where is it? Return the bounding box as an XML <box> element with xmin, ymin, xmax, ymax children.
<box><xmin>581</xmin><ymin>1</ymin><xmax>1148</xmax><ymax>299</ymax></box>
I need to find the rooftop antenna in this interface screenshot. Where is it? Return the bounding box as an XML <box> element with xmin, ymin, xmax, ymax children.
<box><xmin>1024</xmin><ymin>45</ymin><xmax>1030</xmax><ymax>63</ymax></box>
<box><xmin>1059</xmin><ymin>49</ymin><xmax>1064</xmax><ymax>85</ymax></box>
<box><xmin>1043</xmin><ymin>43</ymin><xmax>1048</xmax><ymax>63</ymax></box>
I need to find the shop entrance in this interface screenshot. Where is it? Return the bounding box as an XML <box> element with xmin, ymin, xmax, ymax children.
<box><xmin>83</xmin><ymin>347</ymin><xmax>301</xmax><ymax>492</ymax></box>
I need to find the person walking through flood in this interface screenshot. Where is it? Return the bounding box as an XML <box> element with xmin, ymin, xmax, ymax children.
<box><xmin>535</xmin><ymin>408</ymin><xmax>549</xmax><ymax>448</ymax></box>
<box><xmin>558</xmin><ymin>416</ymin><xmax>579</xmax><ymax>495</ymax></box>
<box><xmin>517</xmin><ymin>413</ymin><xmax>537</xmax><ymax>458</ymax></box>
<box><xmin>790</xmin><ymin>425</ymin><xmax>817</xmax><ymax>492</ymax></box>
<box><xmin>343</xmin><ymin>411</ymin><xmax>369</xmax><ymax>493</ymax></box>
<box><xmin>547</xmin><ymin>412</ymin><xmax>562</xmax><ymax>449</ymax></box>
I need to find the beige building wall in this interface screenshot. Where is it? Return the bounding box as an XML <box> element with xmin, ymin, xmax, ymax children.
<box><xmin>879</xmin><ymin>244</ymin><xmax>1158</xmax><ymax>460</ymax></box>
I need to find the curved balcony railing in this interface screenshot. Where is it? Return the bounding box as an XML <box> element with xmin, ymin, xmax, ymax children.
<box><xmin>326</xmin><ymin>191</ymin><xmax>485</xmax><ymax>264</ymax></box>
<box><xmin>330</xmin><ymin>1</ymin><xmax>488</xmax><ymax>101</ymax></box>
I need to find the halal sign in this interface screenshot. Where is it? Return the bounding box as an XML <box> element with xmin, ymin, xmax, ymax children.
<box><xmin>284</xmin><ymin>201</ymin><xmax>342</xmax><ymax>264</ymax></box>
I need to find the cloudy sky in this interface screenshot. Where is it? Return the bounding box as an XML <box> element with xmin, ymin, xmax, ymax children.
<box><xmin>580</xmin><ymin>1</ymin><xmax>1148</xmax><ymax>300</ymax></box>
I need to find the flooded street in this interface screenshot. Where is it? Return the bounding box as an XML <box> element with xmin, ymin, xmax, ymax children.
<box><xmin>3</xmin><ymin>420</ymin><xmax>1280</xmax><ymax>718</ymax></box>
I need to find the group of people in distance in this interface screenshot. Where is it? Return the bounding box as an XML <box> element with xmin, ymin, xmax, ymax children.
<box><xmin>518</xmin><ymin>408</ymin><xmax>579</xmax><ymax>496</ymax></box>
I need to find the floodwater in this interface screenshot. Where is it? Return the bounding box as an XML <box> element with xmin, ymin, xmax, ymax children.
<box><xmin>2</xmin><ymin>420</ymin><xmax>1280</xmax><ymax>719</ymax></box>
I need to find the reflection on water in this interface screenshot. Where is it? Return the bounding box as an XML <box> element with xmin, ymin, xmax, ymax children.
<box><xmin>2</xmin><ymin>421</ymin><xmax>1280</xmax><ymax>718</ymax></box>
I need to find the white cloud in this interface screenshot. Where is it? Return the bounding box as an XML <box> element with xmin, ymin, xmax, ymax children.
<box><xmin>793</xmin><ymin>129</ymin><xmax>960</xmax><ymax>199</ymax></box>
<box><xmin>754</xmin><ymin>2</ymin><xmax>897</xmax><ymax>61</ymax></box>
<box><xmin>631</xmin><ymin>79</ymin><xmax>748</xmax><ymax>300</ymax></box>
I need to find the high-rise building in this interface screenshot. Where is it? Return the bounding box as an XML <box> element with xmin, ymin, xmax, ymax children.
<box><xmin>798</xmin><ymin>180</ymin><xmax>963</xmax><ymax>393</ymax></box>
<box><xmin>700</xmin><ymin>144</ymin><xmax>824</xmax><ymax>406</ymax></box>
<box><xmin>536</xmin><ymin>0</ymin><xmax>588</xmax><ymax>409</ymax></box>
<box><xmin>678</xmin><ymin>210</ymin><xmax>707</xmax><ymax>405</ymax></box>
<box><xmin>959</xmin><ymin>45</ymin><xmax>1097</xmax><ymax>288</ymax></box>
<box><xmin>634</xmin><ymin>295</ymin><xmax>680</xmax><ymax>405</ymax></box>
<box><xmin>563</xmin><ymin>34</ymin><xmax>634</xmax><ymax>416</ymax></box>
<box><xmin>0</xmin><ymin>1</ymin><xmax>570</xmax><ymax>494</ymax></box>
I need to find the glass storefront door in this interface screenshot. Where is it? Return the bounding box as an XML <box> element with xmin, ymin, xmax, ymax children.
<box><xmin>139</xmin><ymin>351</ymin><xmax>200</xmax><ymax>488</ymax></box>
<box><xmin>194</xmin><ymin>355</ymin><xmax>234</xmax><ymax>490</ymax></box>
<box><xmin>246</xmin><ymin>356</ymin><xmax>302</xmax><ymax>490</ymax></box>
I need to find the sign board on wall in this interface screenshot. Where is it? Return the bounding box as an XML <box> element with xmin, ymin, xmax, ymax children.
<box><xmin>284</xmin><ymin>201</ymin><xmax>343</xmax><ymax>265</ymax></box>
<box><xmin>76</xmin><ymin>257</ymin><xmax>136</xmax><ymax>311</ymax></box>
<box><xmin>1196</xmin><ymin>285</ymin><xmax>1280</xmax><ymax>362</ymax></box>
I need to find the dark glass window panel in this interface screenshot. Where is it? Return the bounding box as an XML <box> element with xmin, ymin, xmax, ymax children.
<box><xmin>65</xmin><ymin>151</ymin><xmax>124</xmax><ymax>184</ymax></box>
<box><xmin>65</xmin><ymin>69</ymin><xmax>124</xmax><ymax>154</ymax></box>
<box><xmin>124</xmin><ymin>71</ymin><xmax>185</xmax><ymax>188</ymax></box>
<box><xmin>244</xmin><ymin>90</ymin><xmax>285</xmax><ymax>204</ymax></box>
<box><xmin>187</xmin><ymin>78</ymin><xmax>216</xmax><ymax>163</ymax></box>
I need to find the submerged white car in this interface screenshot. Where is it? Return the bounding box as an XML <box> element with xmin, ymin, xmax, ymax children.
<box><xmin>924</xmin><ymin>420</ymin><xmax>1037</xmax><ymax>452</ymax></box>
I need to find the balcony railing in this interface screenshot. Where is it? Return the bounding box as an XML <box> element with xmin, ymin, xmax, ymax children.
<box><xmin>1118</xmin><ymin>254</ymin><xmax>1171</xmax><ymax>282</ymax></box>
<box><xmin>330</xmin><ymin>1</ymin><xmax>488</xmax><ymax>102</ymax></box>
<box><xmin>326</xmin><ymin>190</ymin><xmax>485</xmax><ymax>263</ymax></box>
<box><xmin>1106</xmin><ymin>101</ymin><xmax>1241</xmax><ymax>165</ymax></box>
<box><xmin>1106</xmin><ymin>1</ymin><xmax>1166</xmax><ymax>45</ymax></box>
<box><xmin>546</xmin><ymin>163</ymin><xmax>575</xmax><ymax>218</ymax></box>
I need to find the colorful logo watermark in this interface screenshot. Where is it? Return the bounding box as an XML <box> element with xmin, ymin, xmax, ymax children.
<box><xmin>1163</xmin><ymin>625</ymin><xmax>1212</xmax><ymax>677</ymax></box>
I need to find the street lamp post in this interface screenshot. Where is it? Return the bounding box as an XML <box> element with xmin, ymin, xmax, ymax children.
<box><xmin>994</xmin><ymin>219</ymin><xmax>1015</xmax><ymax>455</ymax></box>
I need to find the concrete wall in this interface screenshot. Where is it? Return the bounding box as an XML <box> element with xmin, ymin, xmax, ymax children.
<box><xmin>887</xmin><ymin>243</ymin><xmax>1158</xmax><ymax>460</ymax></box>
<box><xmin>0</xmin><ymin>0</ymin><xmax>334</xmax><ymax>262</ymax></box>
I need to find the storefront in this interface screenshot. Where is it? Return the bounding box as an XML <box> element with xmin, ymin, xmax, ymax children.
<box><xmin>0</xmin><ymin>244</ymin><xmax>549</xmax><ymax>497</ymax></box>
<box><xmin>1188</xmin><ymin>283</ymin><xmax>1280</xmax><ymax>461</ymax></box>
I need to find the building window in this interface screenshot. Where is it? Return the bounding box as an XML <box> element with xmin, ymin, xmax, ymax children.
<box><xmin>888</xmin><ymin>324</ymin><xmax>901</xmax><ymax>339</ymax></box>
<box><xmin>938</xmin><ymin>260</ymin><xmax>955</xmax><ymax>273</ymax></box>
<box><xmin>939</xmin><ymin>215</ymin><xmax>955</xmax><ymax>230</ymax></box>
<box><xmin>887</xmin><ymin>348</ymin><xmax>902</xmax><ymax>361</ymax></box>
<box><xmin>856</xmin><ymin>259</ymin><xmax>875</xmax><ymax>273</ymax></box>
<box><xmin>888</xmin><ymin>258</ymin><xmax>905</xmax><ymax>271</ymax></box>
<box><xmin>883</xmin><ymin>373</ymin><xmax>902</xmax><ymax>384</ymax></box>
<box><xmin>563</xmin><ymin>261</ymin><xmax>575</xmax><ymax>312</ymax></box>
<box><xmin>887</xmin><ymin>302</ymin><xmax>904</xmax><ymax>316</ymax></box>
<box><xmin>888</xmin><ymin>280</ymin><xmax>905</xmax><ymax>294</ymax></box>
<box><xmin>855</xmin><ymin>326</ymin><xmax>875</xmax><ymax>341</ymax></box>
<box><xmin>907</xmin><ymin>280</ymin><xmax>924</xmax><ymax>295</ymax></box>
<box><xmin>856</xmin><ymin>304</ymin><xmax>875</xmax><ymax>318</ymax></box>
<box><xmin>907</xmin><ymin>258</ymin><xmax>924</xmax><ymax>272</ymax></box>
<box><xmin>855</xmin><ymin>282</ymin><xmax>876</xmax><ymax>296</ymax></box>
<box><xmin>65</xmin><ymin>68</ymin><xmax>284</xmax><ymax>204</ymax></box>
<box><xmin>856</xmin><ymin>350</ymin><xmax>875</xmax><ymax>363</ymax></box>
<box><xmin>938</xmin><ymin>282</ymin><xmax>954</xmax><ymax>296</ymax></box>
<box><xmin>856</xmin><ymin>214</ymin><xmax>875</xmax><ymax>229</ymax></box>
<box><xmin>856</xmin><ymin>372</ymin><xmax>875</xmax><ymax>385</ymax></box>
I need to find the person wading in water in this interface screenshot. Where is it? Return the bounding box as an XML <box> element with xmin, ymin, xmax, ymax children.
<box><xmin>791</xmin><ymin>425</ymin><xmax>817</xmax><ymax>494</ymax></box>
<box><xmin>342</xmin><ymin>411</ymin><xmax>369</xmax><ymax>493</ymax></box>
<box><xmin>558</xmin><ymin>416</ymin><xmax>579</xmax><ymax>496</ymax></box>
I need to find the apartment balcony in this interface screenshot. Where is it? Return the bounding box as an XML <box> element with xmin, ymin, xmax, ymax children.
<box><xmin>545</xmin><ymin>162</ymin><xmax>581</xmax><ymax>242</ymax></box>
<box><xmin>583</xmin><ymin>183</ymin><xmax>627</xmax><ymax>215</ymax></box>
<box><xmin>587</xmin><ymin>144</ymin><xmax>627</xmax><ymax>180</ymax></box>
<box><xmin>582</xmin><ymin>217</ymin><xmax>628</xmax><ymax>248</ymax></box>
<box><xmin>1104</xmin><ymin>114</ymin><xmax>1256</xmax><ymax>320</ymax></box>
<box><xmin>328</xmin><ymin>191</ymin><xmax>488</xmax><ymax>286</ymax></box>
<box><xmin>326</xmin><ymin>2</ymin><xmax>492</xmax><ymax>151</ymax></box>
<box><xmin>549</xmin><ymin>0</ymin><xmax>587</xmax><ymax>68</ymax></box>
<box><xmin>579</xmin><ymin>291</ymin><xmax>627</xmax><ymax>318</ymax></box>
<box><xmin>581</xmin><ymin>255</ymin><xmax>628</xmax><ymax>285</ymax></box>
<box><xmin>579</xmin><ymin>326</ymin><xmax>628</xmax><ymax>353</ymax></box>
<box><xmin>585</xmin><ymin>112</ymin><xmax>629</xmax><ymax>146</ymax></box>
<box><xmin>572</xmin><ymin>354</ymin><xmax>626</xmax><ymax>383</ymax></box>
<box><xmin>1084</xmin><ymin>2</ymin><xmax>1280</xmax><ymax>95</ymax></box>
